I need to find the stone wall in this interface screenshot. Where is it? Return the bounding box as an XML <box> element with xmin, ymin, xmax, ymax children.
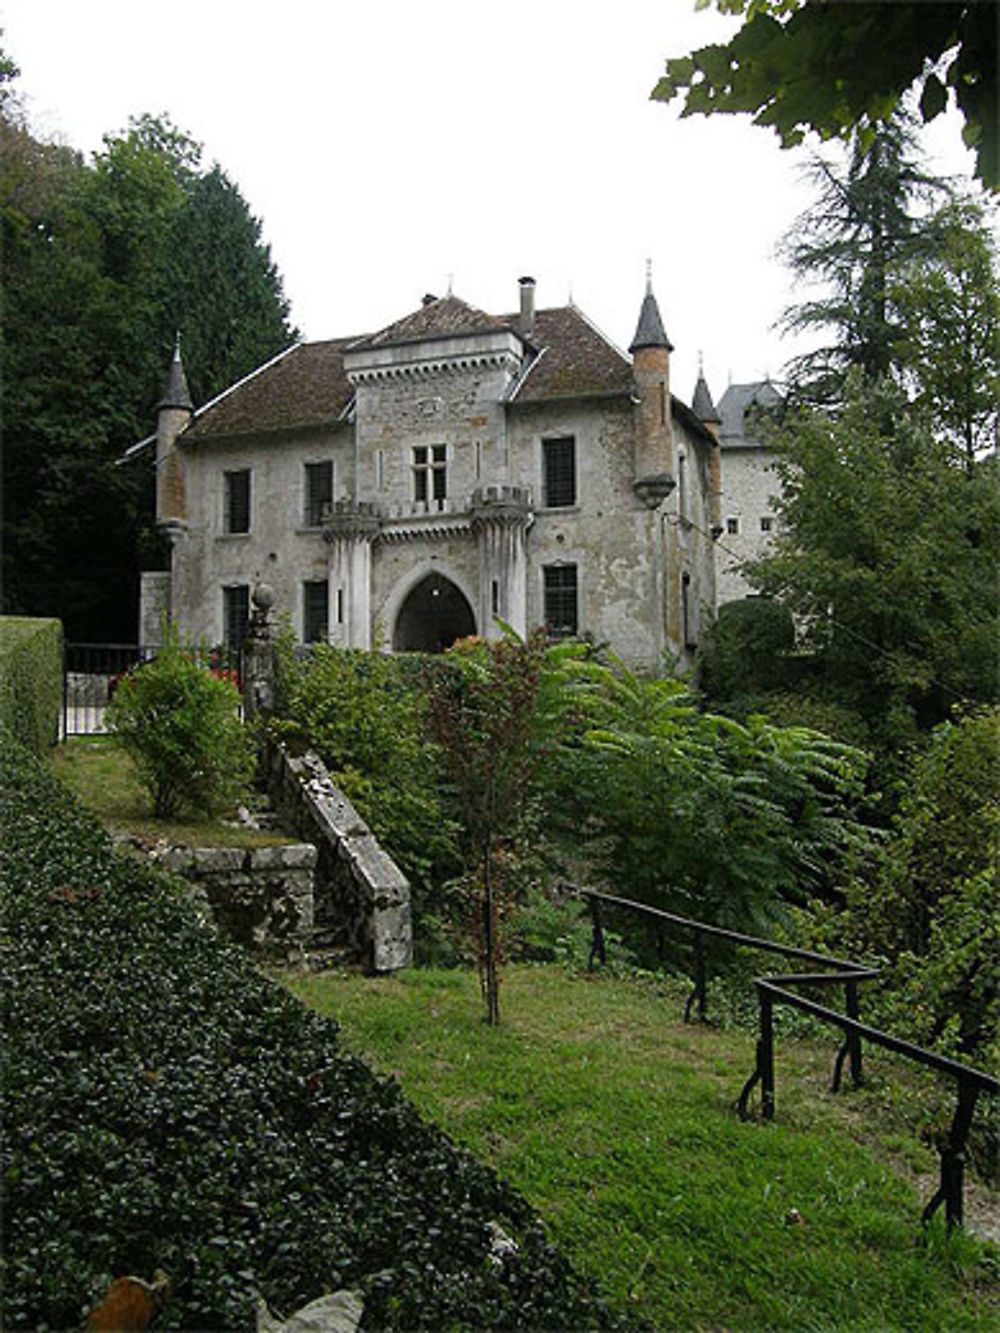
<box><xmin>157</xmin><ymin>842</ymin><xmax>316</xmax><ymax>960</ymax></box>
<box><xmin>267</xmin><ymin>744</ymin><xmax>412</xmax><ymax>972</ymax></box>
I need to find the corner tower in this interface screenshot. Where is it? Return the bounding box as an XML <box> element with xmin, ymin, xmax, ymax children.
<box><xmin>156</xmin><ymin>342</ymin><xmax>193</xmax><ymax>531</ymax></box>
<box><xmin>630</xmin><ymin>268</ymin><xmax>676</xmax><ymax>509</ymax></box>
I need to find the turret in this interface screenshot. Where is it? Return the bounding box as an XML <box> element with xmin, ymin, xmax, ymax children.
<box><xmin>630</xmin><ymin>267</ymin><xmax>676</xmax><ymax>508</ymax></box>
<box><xmin>693</xmin><ymin>361</ymin><xmax>723</xmax><ymax>537</ymax></box>
<box><xmin>156</xmin><ymin>342</ymin><xmax>193</xmax><ymax>530</ymax></box>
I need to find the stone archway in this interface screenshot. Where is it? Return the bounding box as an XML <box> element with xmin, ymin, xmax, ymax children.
<box><xmin>392</xmin><ymin>572</ymin><xmax>476</xmax><ymax>653</ymax></box>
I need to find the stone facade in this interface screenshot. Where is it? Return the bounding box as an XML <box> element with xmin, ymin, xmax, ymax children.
<box><xmin>138</xmin><ymin>278</ymin><xmax>720</xmax><ymax>671</ymax></box>
<box><xmin>715</xmin><ymin>381</ymin><xmax>783</xmax><ymax>604</ymax></box>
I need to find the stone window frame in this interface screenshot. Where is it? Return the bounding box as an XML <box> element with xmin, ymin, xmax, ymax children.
<box><xmin>725</xmin><ymin>515</ymin><xmax>740</xmax><ymax>536</ymax></box>
<box><xmin>223</xmin><ymin>583</ymin><xmax>250</xmax><ymax>652</ymax></box>
<box><xmin>302</xmin><ymin>579</ymin><xmax>329</xmax><ymax>644</ymax></box>
<box><xmin>760</xmin><ymin>515</ymin><xmax>774</xmax><ymax>534</ymax></box>
<box><xmin>304</xmin><ymin>460</ymin><xmax>334</xmax><ymax>527</ymax></box>
<box><xmin>224</xmin><ymin>468</ymin><xmax>252</xmax><ymax>535</ymax></box>
<box><xmin>542</xmin><ymin>562</ymin><xmax>579</xmax><ymax>638</ymax></box>
<box><xmin>412</xmin><ymin>443</ymin><xmax>447</xmax><ymax>509</ymax></box>
<box><xmin>541</xmin><ymin>435</ymin><xmax>576</xmax><ymax>509</ymax></box>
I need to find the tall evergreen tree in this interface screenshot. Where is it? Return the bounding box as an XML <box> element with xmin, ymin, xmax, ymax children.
<box><xmin>778</xmin><ymin>112</ymin><xmax>945</xmax><ymax>405</ymax></box>
<box><xmin>1</xmin><ymin>96</ymin><xmax>297</xmax><ymax>641</ymax></box>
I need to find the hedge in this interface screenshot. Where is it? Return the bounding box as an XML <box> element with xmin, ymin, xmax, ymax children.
<box><xmin>0</xmin><ymin>728</ymin><xmax>644</xmax><ymax>1332</ymax></box>
<box><xmin>0</xmin><ymin>616</ymin><xmax>62</xmax><ymax>754</ymax></box>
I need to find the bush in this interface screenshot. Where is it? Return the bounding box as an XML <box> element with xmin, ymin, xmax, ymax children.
<box><xmin>273</xmin><ymin>641</ymin><xmax>461</xmax><ymax>926</ymax></box>
<box><xmin>698</xmin><ymin>597</ymin><xmax>795</xmax><ymax>700</ymax></box>
<box><xmin>106</xmin><ymin>629</ymin><xmax>254</xmax><ymax>819</ymax></box>
<box><xmin>0</xmin><ymin>616</ymin><xmax>62</xmax><ymax>754</ymax></box>
<box><xmin>0</xmin><ymin>727</ymin><xmax>644</xmax><ymax>1332</ymax></box>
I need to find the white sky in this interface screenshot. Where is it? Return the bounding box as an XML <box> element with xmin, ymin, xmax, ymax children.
<box><xmin>2</xmin><ymin>0</ymin><xmax>980</xmax><ymax>406</ymax></box>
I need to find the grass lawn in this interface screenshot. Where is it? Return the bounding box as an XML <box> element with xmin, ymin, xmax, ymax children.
<box><xmin>283</xmin><ymin>962</ymin><xmax>999</xmax><ymax>1332</ymax></box>
<box><xmin>51</xmin><ymin>736</ymin><xmax>288</xmax><ymax>850</ymax></box>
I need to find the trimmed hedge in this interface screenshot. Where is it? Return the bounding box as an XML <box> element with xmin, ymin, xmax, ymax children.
<box><xmin>0</xmin><ymin>729</ymin><xmax>644</xmax><ymax>1332</ymax></box>
<box><xmin>0</xmin><ymin>617</ymin><xmax>62</xmax><ymax>754</ymax></box>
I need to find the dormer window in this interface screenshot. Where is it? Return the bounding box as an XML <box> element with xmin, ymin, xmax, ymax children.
<box><xmin>413</xmin><ymin>445</ymin><xmax>447</xmax><ymax>509</ymax></box>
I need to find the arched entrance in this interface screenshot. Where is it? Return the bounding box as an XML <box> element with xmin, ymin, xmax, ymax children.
<box><xmin>392</xmin><ymin>572</ymin><xmax>476</xmax><ymax>653</ymax></box>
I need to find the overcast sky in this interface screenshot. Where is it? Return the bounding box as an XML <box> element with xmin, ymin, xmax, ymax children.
<box><xmin>3</xmin><ymin>0</ymin><xmax>980</xmax><ymax>406</ymax></box>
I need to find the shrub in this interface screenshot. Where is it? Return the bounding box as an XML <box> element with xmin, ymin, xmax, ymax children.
<box><xmin>0</xmin><ymin>727</ymin><xmax>642</xmax><ymax>1332</ymax></box>
<box><xmin>105</xmin><ymin>628</ymin><xmax>254</xmax><ymax>819</ymax></box>
<box><xmin>0</xmin><ymin>616</ymin><xmax>62</xmax><ymax>754</ymax></box>
<box><xmin>698</xmin><ymin>597</ymin><xmax>795</xmax><ymax>700</ymax></box>
<box><xmin>273</xmin><ymin>641</ymin><xmax>461</xmax><ymax>928</ymax></box>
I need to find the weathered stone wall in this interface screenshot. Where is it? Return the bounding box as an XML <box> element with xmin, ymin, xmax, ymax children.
<box><xmin>267</xmin><ymin>744</ymin><xmax>412</xmax><ymax>972</ymax></box>
<box><xmin>156</xmin><ymin>842</ymin><xmax>316</xmax><ymax>959</ymax></box>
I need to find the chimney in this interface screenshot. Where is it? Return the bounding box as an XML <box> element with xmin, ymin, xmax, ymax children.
<box><xmin>518</xmin><ymin>276</ymin><xmax>535</xmax><ymax>340</ymax></box>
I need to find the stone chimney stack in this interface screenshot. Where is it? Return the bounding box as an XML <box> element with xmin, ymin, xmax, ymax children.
<box><xmin>518</xmin><ymin>276</ymin><xmax>536</xmax><ymax>341</ymax></box>
<box><xmin>630</xmin><ymin>267</ymin><xmax>676</xmax><ymax>509</ymax></box>
<box><xmin>156</xmin><ymin>342</ymin><xmax>193</xmax><ymax>529</ymax></box>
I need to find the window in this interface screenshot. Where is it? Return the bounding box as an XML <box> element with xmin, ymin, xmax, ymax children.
<box><xmin>303</xmin><ymin>580</ymin><xmax>329</xmax><ymax>644</ymax></box>
<box><xmin>760</xmin><ymin>515</ymin><xmax>774</xmax><ymax>533</ymax></box>
<box><xmin>682</xmin><ymin>571</ymin><xmax>696</xmax><ymax>649</ymax></box>
<box><xmin>542</xmin><ymin>436</ymin><xmax>576</xmax><ymax>508</ymax></box>
<box><xmin>413</xmin><ymin>444</ymin><xmax>447</xmax><ymax>508</ymax></box>
<box><xmin>543</xmin><ymin>564</ymin><xmax>578</xmax><ymax>637</ymax></box>
<box><xmin>677</xmin><ymin>452</ymin><xmax>688</xmax><ymax>527</ymax></box>
<box><xmin>223</xmin><ymin>584</ymin><xmax>250</xmax><ymax>652</ymax></box>
<box><xmin>224</xmin><ymin>469</ymin><xmax>251</xmax><ymax>534</ymax></box>
<box><xmin>725</xmin><ymin>516</ymin><xmax>740</xmax><ymax>536</ymax></box>
<box><xmin>304</xmin><ymin>461</ymin><xmax>333</xmax><ymax>527</ymax></box>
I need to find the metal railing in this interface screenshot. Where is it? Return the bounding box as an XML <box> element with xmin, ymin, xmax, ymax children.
<box><xmin>62</xmin><ymin>643</ymin><xmax>241</xmax><ymax>737</ymax></box>
<box><xmin>568</xmin><ymin>884</ymin><xmax>999</xmax><ymax>1233</ymax></box>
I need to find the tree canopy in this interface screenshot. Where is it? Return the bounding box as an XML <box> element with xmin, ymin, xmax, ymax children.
<box><xmin>1</xmin><ymin>83</ymin><xmax>297</xmax><ymax>640</ymax></box>
<box><xmin>653</xmin><ymin>1</ymin><xmax>998</xmax><ymax>190</ymax></box>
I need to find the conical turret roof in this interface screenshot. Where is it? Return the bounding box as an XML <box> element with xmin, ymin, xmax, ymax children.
<box><xmin>629</xmin><ymin>283</ymin><xmax>673</xmax><ymax>354</ymax></box>
<box><xmin>692</xmin><ymin>371</ymin><xmax>720</xmax><ymax>423</ymax></box>
<box><xmin>159</xmin><ymin>343</ymin><xmax>193</xmax><ymax>411</ymax></box>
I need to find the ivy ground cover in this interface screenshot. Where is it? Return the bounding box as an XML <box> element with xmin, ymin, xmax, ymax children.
<box><xmin>0</xmin><ymin>731</ymin><xmax>643</xmax><ymax>1332</ymax></box>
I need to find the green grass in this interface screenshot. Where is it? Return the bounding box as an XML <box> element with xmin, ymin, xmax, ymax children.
<box><xmin>282</xmin><ymin>963</ymin><xmax>1000</xmax><ymax>1332</ymax></box>
<box><xmin>51</xmin><ymin>736</ymin><xmax>288</xmax><ymax>850</ymax></box>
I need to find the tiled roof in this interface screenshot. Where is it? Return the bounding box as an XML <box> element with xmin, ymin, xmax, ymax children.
<box><xmin>351</xmin><ymin>294</ymin><xmax>512</xmax><ymax>349</ymax></box>
<box><xmin>507</xmin><ymin>306</ymin><xmax>631</xmax><ymax>402</ymax></box>
<box><xmin>184</xmin><ymin>339</ymin><xmax>356</xmax><ymax>440</ymax></box>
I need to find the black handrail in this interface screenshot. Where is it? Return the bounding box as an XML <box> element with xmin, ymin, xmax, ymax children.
<box><xmin>565</xmin><ymin>882</ymin><xmax>999</xmax><ymax>1233</ymax></box>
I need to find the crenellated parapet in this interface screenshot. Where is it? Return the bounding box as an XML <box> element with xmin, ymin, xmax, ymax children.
<box><xmin>321</xmin><ymin>499</ymin><xmax>383</xmax><ymax>543</ymax></box>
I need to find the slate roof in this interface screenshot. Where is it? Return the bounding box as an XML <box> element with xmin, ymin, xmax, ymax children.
<box><xmin>717</xmin><ymin>380</ymin><xmax>783</xmax><ymax>445</ymax></box>
<box><xmin>159</xmin><ymin>345</ymin><xmax>193</xmax><ymax>411</ymax></box>
<box><xmin>691</xmin><ymin>372</ymin><xmax>719</xmax><ymax>424</ymax></box>
<box><xmin>629</xmin><ymin>289</ymin><xmax>673</xmax><ymax>353</ymax></box>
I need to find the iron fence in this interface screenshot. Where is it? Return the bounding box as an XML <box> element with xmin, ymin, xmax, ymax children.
<box><xmin>62</xmin><ymin>643</ymin><xmax>241</xmax><ymax>737</ymax></box>
<box><xmin>569</xmin><ymin>884</ymin><xmax>999</xmax><ymax>1233</ymax></box>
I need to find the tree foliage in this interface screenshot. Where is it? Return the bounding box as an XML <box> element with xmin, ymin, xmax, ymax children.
<box><xmin>545</xmin><ymin>652</ymin><xmax>872</xmax><ymax>940</ymax></box>
<box><xmin>653</xmin><ymin>1</ymin><xmax>998</xmax><ymax>189</ymax></box>
<box><xmin>743</xmin><ymin>378</ymin><xmax>1000</xmax><ymax>749</ymax></box>
<box><xmin>1</xmin><ymin>83</ymin><xmax>296</xmax><ymax>640</ymax></box>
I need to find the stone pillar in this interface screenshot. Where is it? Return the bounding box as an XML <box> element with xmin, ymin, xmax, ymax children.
<box><xmin>241</xmin><ymin>583</ymin><xmax>276</xmax><ymax>723</ymax></box>
<box><xmin>470</xmin><ymin>485</ymin><xmax>533</xmax><ymax>639</ymax></box>
<box><xmin>323</xmin><ymin>502</ymin><xmax>382</xmax><ymax>650</ymax></box>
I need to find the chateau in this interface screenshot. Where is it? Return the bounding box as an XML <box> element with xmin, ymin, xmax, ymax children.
<box><xmin>138</xmin><ymin>277</ymin><xmax>724</xmax><ymax>669</ymax></box>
